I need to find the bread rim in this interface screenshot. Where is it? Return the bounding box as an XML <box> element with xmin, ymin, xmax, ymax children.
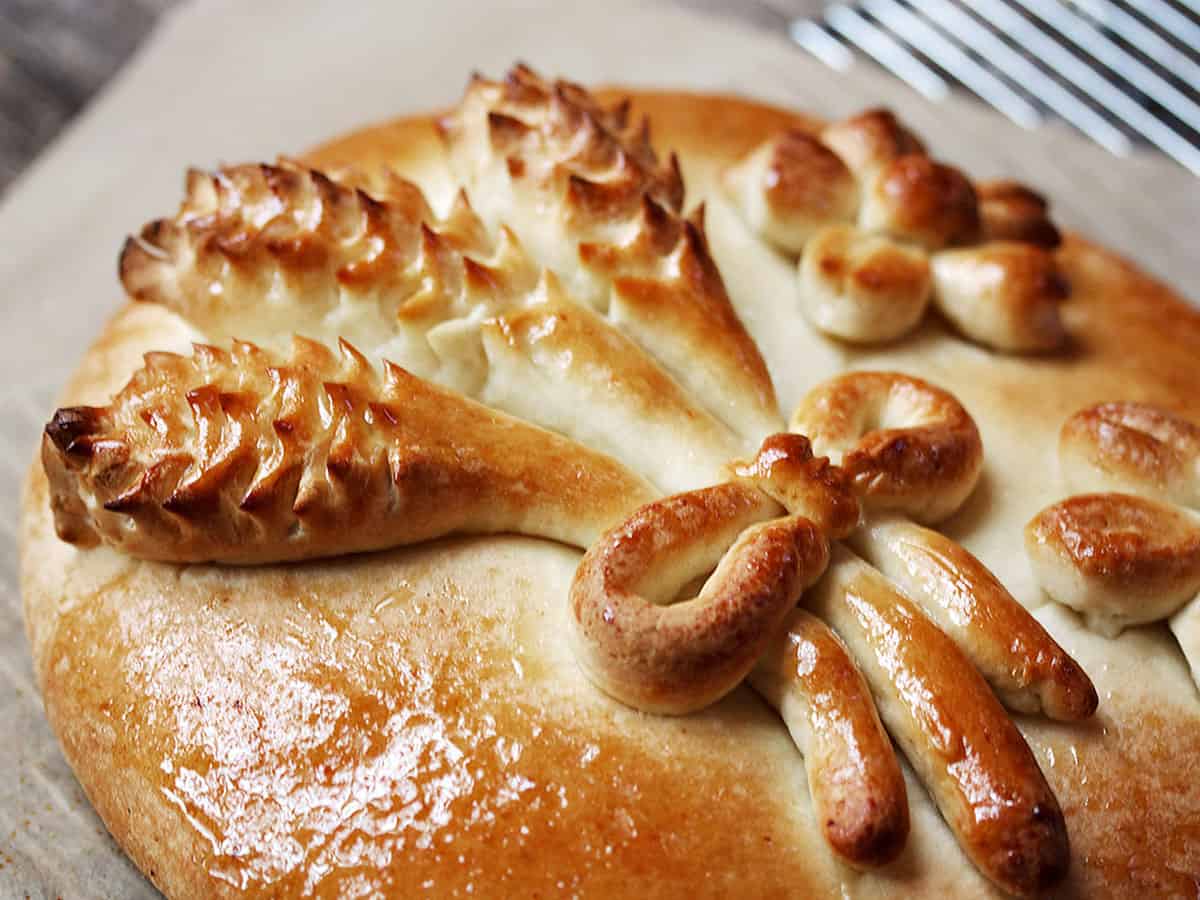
<box><xmin>22</xmin><ymin>88</ymin><xmax>1200</xmax><ymax>898</ymax></box>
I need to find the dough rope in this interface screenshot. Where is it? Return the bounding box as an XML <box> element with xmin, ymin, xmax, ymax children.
<box><xmin>809</xmin><ymin>548</ymin><xmax>1070</xmax><ymax>897</ymax></box>
<box><xmin>749</xmin><ymin>607</ymin><xmax>910</xmax><ymax>869</ymax></box>
<box><xmin>786</xmin><ymin>371</ymin><xmax>1089</xmax><ymax>892</ymax></box>
<box><xmin>723</xmin><ymin>109</ymin><xmax>1067</xmax><ymax>351</ymax></box>
<box><xmin>440</xmin><ymin>63</ymin><xmax>782</xmax><ymax>441</ymax></box>
<box><xmin>1027</xmin><ymin>403</ymin><xmax>1200</xmax><ymax>659</ymax></box>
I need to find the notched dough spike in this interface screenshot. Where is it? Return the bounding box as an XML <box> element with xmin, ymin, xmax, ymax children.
<box><xmin>41</xmin><ymin>339</ymin><xmax>655</xmax><ymax>564</ymax></box>
<box><xmin>441</xmin><ymin>63</ymin><xmax>780</xmax><ymax>441</ymax></box>
<box><xmin>118</xmin><ymin>159</ymin><xmax>527</xmax><ymax>357</ymax></box>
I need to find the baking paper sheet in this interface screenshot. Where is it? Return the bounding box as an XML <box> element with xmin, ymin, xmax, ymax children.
<box><xmin>2</xmin><ymin>1</ymin><xmax>1197</xmax><ymax>895</ymax></box>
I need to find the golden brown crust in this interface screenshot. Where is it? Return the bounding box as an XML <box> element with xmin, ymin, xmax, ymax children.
<box><xmin>790</xmin><ymin>371</ymin><xmax>984</xmax><ymax>524</ymax></box>
<box><xmin>860</xmin><ymin>154</ymin><xmax>981</xmax><ymax>251</ymax></box>
<box><xmin>727</xmin><ymin>431</ymin><xmax>862</xmax><ymax>539</ymax></box>
<box><xmin>720</xmin><ymin>129</ymin><xmax>859</xmax><ymax>254</ymax></box>
<box><xmin>119</xmin><ymin>162</ymin><xmax>526</xmax><ymax>353</ymax></box>
<box><xmin>819</xmin><ymin>108</ymin><xmax>926</xmax><ymax>179</ymax></box>
<box><xmin>478</xmin><ymin>298</ymin><xmax>741</xmax><ymax>492</ymax></box>
<box><xmin>851</xmin><ymin>517</ymin><xmax>1097</xmax><ymax>721</ymax></box>
<box><xmin>724</xmin><ymin>108</ymin><xmax>1067</xmax><ymax>353</ymax></box>
<box><xmin>42</xmin><ymin>337</ymin><xmax>653</xmax><ymax>562</ymax></box>
<box><xmin>117</xmin><ymin>157</ymin><xmax>745</xmax><ymax>495</ymax></box>
<box><xmin>798</xmin><ymin>224</ymin><xmax>932</xmax><ymax>343</ymax></box>
<box><xmin>568</xmin><ymin>482</ymin><xmax>829</xmax><ymax>714</ymax></box>
<box><xmin>976</xmin><ymin>180</ymin><xmax>1061</xmax><ymax>249</ymax></box>
<box><xmin>811</xmin><ymin>550</ymin><xmax>1070</xmax><ymax>897</ymax></box>
<box><xmin>750</xmin><ymin>608</ymin><xmax>910</xmax><ymax>868</ymax></box>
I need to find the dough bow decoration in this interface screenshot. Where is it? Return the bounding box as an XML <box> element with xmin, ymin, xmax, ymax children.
<box><xmin>723</xmin><ymin>110</ymin><xmax>1068</xmax><ymax>352</ymax></box>
<box><xmin>572</xmin><ymin>370</ymin><xmax>1096</xmax><ymax>896</ymax></box>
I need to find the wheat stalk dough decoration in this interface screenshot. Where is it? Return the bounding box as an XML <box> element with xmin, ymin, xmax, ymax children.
<box><xmin>40</xmin><ymin>65</ymin><xmax>1123</xmax><ymax>898</ymax></box>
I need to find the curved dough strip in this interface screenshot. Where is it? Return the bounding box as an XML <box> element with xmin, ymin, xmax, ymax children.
<box><xmin>569</xmin><ymin>482</ymin><xmax>829</xmax><ymax>714</ymax></box>
<box><xmin>850</xmin><ymin>515</ymin><xmax>1097</xmax><ymax>720</ymax></box>
<box><xmin>790</xmin><ymin>371</ymin><xmax>983</xmax><ymax>525</ymax></box>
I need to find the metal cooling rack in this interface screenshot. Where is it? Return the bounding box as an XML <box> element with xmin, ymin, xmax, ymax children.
<box><xmin>762</xmin><ymin>0</ymin><xmax>1200</xmax><ymax>174</ymax></box>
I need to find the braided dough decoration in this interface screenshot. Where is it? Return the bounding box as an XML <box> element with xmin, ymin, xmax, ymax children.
<box><xmin>118</xmin><ymin>160</ymin><xmax>742</xmax><ymax>495</ymax></box>
<box><xmin>439</xmin><ymin>64</ymin><xmax>782</xmax><ymax>441</ymax></box>
<box><xmin>722</xmin><ymin>109</ymin><xmax>1067</xmax><ymax>352</ymax></box>
<box><xmin>42</xmin><ymin>338</ymin><xmax>655</xmax><ymax>563</ymax></box>
<box><xmin>1027</xmin><ymin>402</ymin><xmax>1200</xmax><ymax>643</ymax></box>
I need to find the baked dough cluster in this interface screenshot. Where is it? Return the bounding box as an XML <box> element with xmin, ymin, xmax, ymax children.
<box><xmin>723</xmin><ymin>111</ymin><xmax>1066</xmax><ymax>351</ymax></box>
<box><xmin>27</xmin><ymin>64</ymin><xmax>1200</xmax><ymax>899</ymax></box>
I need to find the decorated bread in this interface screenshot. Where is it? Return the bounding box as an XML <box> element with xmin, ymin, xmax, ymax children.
<box><xmin>21</xmin><ymin>65</ymin><xmax>1200</xmax><ymax>897</ymax></box>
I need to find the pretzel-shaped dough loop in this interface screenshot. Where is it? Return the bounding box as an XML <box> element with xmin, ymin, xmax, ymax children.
<box><xmin>790</xmin><ymin>371</ymin><xmax>983</xmax><ymax>524</ymax></box>
<box><xmin>1028</xmin><ymin>403</ymin><xmax>1200</xmax><ymax>638</ymax></box>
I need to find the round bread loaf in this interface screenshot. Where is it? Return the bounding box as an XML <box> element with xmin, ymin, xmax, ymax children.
<box><xmin>21</xmin><ymin>85</ymin><xmax>1200</xmax><ymax>898</ymax></box>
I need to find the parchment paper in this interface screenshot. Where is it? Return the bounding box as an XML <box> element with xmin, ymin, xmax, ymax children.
<box><xmin>2</xmin><ymin>1</ymin><xmax>1197</xmax><ymax>896</ymax></box>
